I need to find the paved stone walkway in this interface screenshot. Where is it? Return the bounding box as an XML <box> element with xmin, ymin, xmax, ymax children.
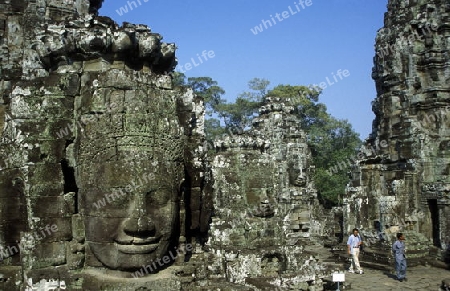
<box><xmin>337</xmin><ymin>265</ymin><xmax>449</xmax><ymax>290</ymax></box>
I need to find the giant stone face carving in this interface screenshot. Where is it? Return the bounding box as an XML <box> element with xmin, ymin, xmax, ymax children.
<box><xmin>77</xmin><ymin>92</ymin><xmax>186</xmax><ymax>271</ymax></box>
<box><xmin>0</xmin><ymin>0</ymin><xmax>214</xmax><ymax>289</ymax></box>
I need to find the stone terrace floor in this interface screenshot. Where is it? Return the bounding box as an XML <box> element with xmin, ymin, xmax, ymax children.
<box><xmin>336</xmin><ymin>265</ymin><xmax>449</xmax><ymax>290</ymax></box>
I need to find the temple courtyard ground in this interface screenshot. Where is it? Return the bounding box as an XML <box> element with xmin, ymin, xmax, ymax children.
<box><xmin>333</xmin><ymin>265</ymin><xmax>449</xmax><ymax>290</ymax></box>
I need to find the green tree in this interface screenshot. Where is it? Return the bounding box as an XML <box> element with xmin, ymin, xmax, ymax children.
<box><xmin>216</xmin><ymin>78</ymin><xmax>270</xmax><ymax>130</ymax></box>
<box><xmin>308</xmin><ymin>118</ymin><xmax>360</xmax><ymax>207</ymax></box>
<box><xmin>174</xmin><ymin>73</ymin><xmax>361</xmax><ymax>206</ymax></box>
<box><xmin>171</xmin><ymin>72</ymin><xmax>227</xmax><ymax>146</ymax></box>
<box><xmin>268</xmin><ymin>84</ymin><xmax>323</xmax><ymax>128</ymax></box>
<box><xmin>172</xmin><ymin>72</ymin><xmax>226</xmax><ymax>116</ymax></box>
<box><xmin>242</xmin><ymin>78</ymin><xmax>270</xmax><ymax>102</ymax></box>
<box><xmin>186</xmin><ymin>77</ymin><xmax>225</xmax><ymax>116</ymax></box>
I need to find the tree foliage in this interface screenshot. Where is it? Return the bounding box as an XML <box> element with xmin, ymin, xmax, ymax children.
<box><xmin>172</xmin><ymin>72</ymin><xmax>227</xmax><ymax>146</ymax></box>
<box><xmin>172</xmin><ymin>72</ymin><xmax>225</xmax><ymax>116</ymax></box>
<box><xmin>215</xmin><ymin>78</ymin><xmax>270</xmax><ymax>129</ymax></box>
<box><xmin>174</xmin><ymin>73</ymin><xmax>361</xmax><ymax>207</ymax></box>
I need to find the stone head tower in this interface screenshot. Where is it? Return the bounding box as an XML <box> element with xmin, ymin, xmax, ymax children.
<box><xmin>346</xmin><ymin>0</ymin><xmax>450</xmax><ymax>267</ymax></box>
<box><xmin>0</xmin><ymin>0</ymin><xmax>210</xmax><ymax>289</ymax></box>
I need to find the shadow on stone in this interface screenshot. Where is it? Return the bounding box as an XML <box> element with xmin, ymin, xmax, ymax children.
<box><xmin>382</xmin><ymin>271</ymin><xmax>398</xmax><ymax>280</ymax></box>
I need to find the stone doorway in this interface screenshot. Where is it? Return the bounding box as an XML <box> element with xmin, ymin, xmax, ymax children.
<box><xmin>428</xmin><ymin>199</ymin><xmax>441</xmax><ymax>248</ymax></box>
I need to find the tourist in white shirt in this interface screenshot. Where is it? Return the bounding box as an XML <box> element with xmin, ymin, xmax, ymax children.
<box><xmin>347</xmin><ymin>228</ymin><xmax>364</xmax><ymax>274</ymax></box>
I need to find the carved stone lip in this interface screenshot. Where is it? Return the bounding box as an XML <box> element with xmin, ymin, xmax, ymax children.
<box><xmin>115</xmin><ymin>236</ymin><xmax>161</xmax><ymax>254</ymax></box>
<box><xmin>115</xmin><ymin>243</ymin><xmax>159</xmax><ymax>254</ymax></box>
<box><xmin>115</xmin><ymin>236</ymin><xmax>161</xmax><ymax>245</ymax></box>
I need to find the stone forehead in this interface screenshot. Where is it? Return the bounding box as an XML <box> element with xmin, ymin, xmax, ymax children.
<box><xmin>77</xmin><ymin>148</ymin><xmax>185</xmax><ymax>187</ymax></box>
<box><xmin>79</xmin><ymin>97</ymin><xmax>186</xmax><ymax>159</ymax></box>
<box><xmin>99</xmin><ymin>113</ymin><xmax>184</xmax><ymax>145</ymax></box>
<box><xmin>77</xmin><ymin>153</ymin><xmax>185</xmax><ymax>182</ymax></box>
<box><xmin>78</xmin><ymin>134</ymin><xmax>185</xmax><ymax>163</ymax></box>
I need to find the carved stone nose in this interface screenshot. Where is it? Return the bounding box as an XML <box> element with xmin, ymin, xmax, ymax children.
<box><xmin>122</xmin><ymin>216</ymin><xmax>156</xmax><ymax>237</ymax></box>
<box><xmin>122</xmin><ymin>193</ymin><xmax>156</xmax><ymax>237</ymax></box>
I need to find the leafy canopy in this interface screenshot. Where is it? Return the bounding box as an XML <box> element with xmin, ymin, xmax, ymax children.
<box><xmin>174</xmin><ymin>74</ymin><xmax>361</xmax><ymax>207</ymax></box>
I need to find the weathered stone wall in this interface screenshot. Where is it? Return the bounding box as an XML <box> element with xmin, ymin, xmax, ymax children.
<box><xmin>0</xmin><ymin>0</ymin><xmax>374</xmax><ymax>289</ymax></box>
<box><xmin>345</xmin><ymin>0</ymin><xmax>450</xmax><ymax>267</ymax></box>
<box><xmin>0</xmin><ymin>0</ymin><xmax>211</xmax><ymax>290</ymax></box>
<box><xmin>205</xmin><ymin>97</ymin><xmax>329</xmax><ymax>290</ymax></box>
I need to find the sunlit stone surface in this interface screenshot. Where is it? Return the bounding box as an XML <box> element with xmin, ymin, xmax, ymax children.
<box><xmin>0</xmin><ymin>1</ymin><xmax>336</xmax><ymax>290</ymax></box>
<box><xmin>5</xmin><ymin>0</ymin><xmax>448</xmax><ymax>290</ymax></box>
<box><xmin>206</xmin><ymin>97</ymin><xmax>331</xmax><ymax>290</ymax></box>
<box><xmin>0</xmin><ymin>0</ymin><xmax>210</xmax><ymax>289</ymax></box>
<box><xmin>345</xmin><ymin>0</ymin><xmax>450</xmax><ymax>269</ymax></box>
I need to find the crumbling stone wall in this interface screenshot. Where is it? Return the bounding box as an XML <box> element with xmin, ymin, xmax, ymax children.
<box><xmin>0</xmin><ymin>0</ymin><xmax>211</xmax><ymax>290</ymax></box>
<box><xmin>0</xmin><ymin>0</ymin><xmax>355</xmax><ymax>290</ymax></box>
<box><xmin>345</xmin><ymin>0</ymin><xmax>450</xmax><ymax>267</ymax></box>
<box><xmin>205</xmin><ymin>97</ymin><xmax>328</xmax><ymax>290</ymax></box>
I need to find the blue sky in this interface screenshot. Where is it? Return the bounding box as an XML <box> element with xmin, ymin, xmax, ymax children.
<box><xmin>99</xmin><ymin>0</ymin><xmax>388</xmax><ymax>139</ymax></box>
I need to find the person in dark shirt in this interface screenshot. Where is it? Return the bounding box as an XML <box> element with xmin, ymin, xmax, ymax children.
<box><xmin>392</xmin><ymin>232</ymin><xmax>407</xmax><ymax>282</ymax></box>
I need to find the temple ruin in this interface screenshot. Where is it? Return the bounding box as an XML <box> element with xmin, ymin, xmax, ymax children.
<box><xmin>206</xmin><ymin>96</ymin><xmax>332</xmax><ymax>290</ymax></box>
<box><xmin>0</xmin><ymin>0</ymin><xmax>449</xmax><ymax>290</ymax></box>
<box><xmin>345</xmin><ymin>0</ymin><xmax>450</xmax><ymax>269</ymax></box>
<box><xmin>0</xmin><ymin>0</ymin><xmax>210</xmax><ymax>289</ymax></box>
<box><xmin>0</xmin><ymin>0</ymin><xmax>331</xmax><ymax>289</ymax></box>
